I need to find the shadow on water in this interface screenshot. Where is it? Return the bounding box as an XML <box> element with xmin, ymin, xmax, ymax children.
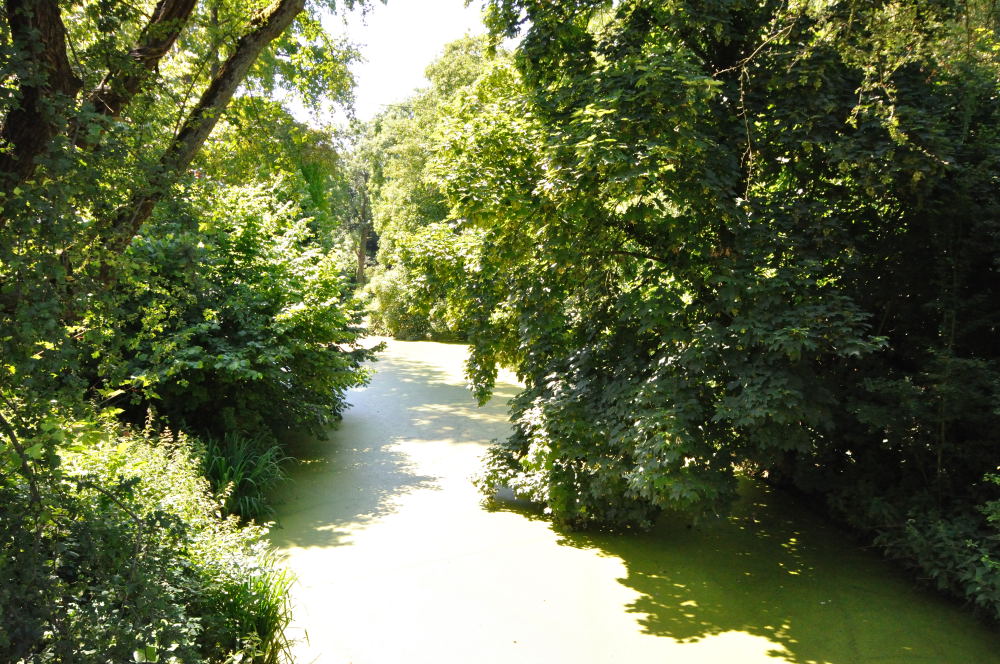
<box><xmin>267</xmin><ymin>435</ymin><xmax>437</xmax><ymax>550</ymax></box>
<box><xmin>269</xmin><ymin>348</ymin><xmax>518</xmax><ymax>551</ymax></box>
<box><xmin>271</xmin><ymin>340</ymin><xmax>997</xmax><ymax>662</ymax></box>
<box><xmin>490</xmin><ymin>481</ymin><xmax>999</xmax><ymax>664</ymax></box>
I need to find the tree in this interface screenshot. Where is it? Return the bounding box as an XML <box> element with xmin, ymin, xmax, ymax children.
<box><xmin>345</xmin><ymin>157</ymin><xmax>375</xmax><ymax>284</ymax></box>
<box><xmin>438</xmin><ymin>0</ymin><xmax>1000</xmax><ymax>518</ymax></box>
<box><xmin>361</xmin><ymin>35</ymin><xmax>501</xmax><ymax>339</ymax></box>
<box><xmin>0</xmin><ymin>1</ymin><xmax>372</xmax><ymax>656</ymax></box>
<box><xmin>423</xmin><ymin>0</ymin><xmax>1000</xmax><ymax>616</ymax></box>
<box><xmin>1</xmin><ymin>0</ymin><xmax>362</xmax><ymax>418</ymax></box>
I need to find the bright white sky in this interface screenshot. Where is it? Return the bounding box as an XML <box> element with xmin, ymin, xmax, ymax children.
<box><xmin>325</xmin><ymin>0</ymin><xmax>490</xmax><ymax>122</ymax></box>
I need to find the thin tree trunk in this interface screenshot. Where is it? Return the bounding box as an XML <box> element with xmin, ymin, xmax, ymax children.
<box><xmin>0</xmin><ymin>0</ymin><xmax>80</xmax><ymax>191</ymax></box>
<box><xmin>106</xmin><ymin>0</ymin><xmax>306</xmax><ymax>254</ymax></box>
<box><xmin>356</xmin><ymin>225</ymin><xmax>369</xmax><ymax>284</ymax></box>
<box><xmin>208</xmin><ymin>2</ymin><xmax>221</xmax><ymax>80</ymax></box>
<box><xmin>354</xmin><ymin>168</ymin><xmax>372</xmax><ymax>283</ymax></box>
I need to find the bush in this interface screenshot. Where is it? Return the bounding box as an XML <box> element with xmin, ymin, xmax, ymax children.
<box><xmin>364</xmin><ymin>265</ymin><xmax>435</xmax><ymax>339</ymax></box>
<box><xmin>827</xmin><ymin>481</ymin><xmax>1000</xmax><ymax>621</ymax></box>
<box><xmin>95</xmin><ymin>181</ymin><xmax>374</xmax><ymax>440</ymax></box>
<box><xmin>0</xmin><ymin>423</ymin><xmax>292</xmax><ymax>663</ymax></box>
<box><xmin>365</xmin><ymin>223</ymin><xmax>480</xmax><ymax>341</ymax></box>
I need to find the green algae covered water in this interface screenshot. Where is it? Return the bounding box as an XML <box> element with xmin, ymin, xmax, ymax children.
<box><xmin>269</xmin><ymin>339</ymin><xmax>999</xmax><ymax>664</ymax></box>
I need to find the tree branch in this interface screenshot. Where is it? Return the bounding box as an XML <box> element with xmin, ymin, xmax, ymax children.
<box><xmin>583</xmin><ymin>248</ymin><xmax>673</xmax><ymax>265</ymax></box>
<box><xmin>105</xmin><ymin>0</ymin><xmax>306</xmax><ymax>254</ymax></box>
<box><xmin>82</xmin><ymin>0</ymin><xmax>199</xmax><ymax>124</ymax></box>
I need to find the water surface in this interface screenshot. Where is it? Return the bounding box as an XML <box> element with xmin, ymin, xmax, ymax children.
<box><xmin>270</xmin><ymin>339</ymin><xmax>998</xmax><ymax>663</ymax></box>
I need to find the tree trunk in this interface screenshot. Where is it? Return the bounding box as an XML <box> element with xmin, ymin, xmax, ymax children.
<box><xmin>356</xmin><ymin>225</ymin><xmax>369</xmax><ymax>284</ymax></box>
<box><xmin>353</xmin><ymin>168</ymin><xmax>372</xmax><ymax>284</ymax></box>
<box><xmin>0</xmin><ymin>0</ymin><xmax>81</xmax><ymax>191</ymax></box>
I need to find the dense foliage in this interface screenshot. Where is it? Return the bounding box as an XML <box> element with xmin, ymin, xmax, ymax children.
<box><xmin>361</xmin><ymin>36</ymin><xmax>496</xmax><ymax>339</ymax></box>
<box><xmin>1</xmin><ymin>0</ymin><xmax>372</xmax><ymax>659</ymax></box>
<box><xmin>1</xmin><ymin>426</ymin><xmax>292</xmax><ymax>663</ymax></box>
<box><xmin>363</xmin><ymin>2</ymin><xmax>1000</xmax><ymax>619</ymax></box>
<box><xmin>106</xmin><ymin>180</ymin><xmax>370</xmax><ymax>438</ymax></box>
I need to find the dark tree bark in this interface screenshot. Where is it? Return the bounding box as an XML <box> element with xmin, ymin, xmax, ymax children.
<box><xmin>356</xmin><ymin>223</ymin><xmax>369</xmax><ymax>283</ymax></box>
<box><xmin>354</xmin><ymin>169</ymin><xmax>372</xmax><ymax>283</ymax></box>
<box><xmin>0</xmin><ymin>0</ymin><xmax>81</xmax><ymax>190</ymax></box>
<box><xmin>84</xmin><ymin>0</ymin><xmax>199</xmax><ymax>121</ymax></box>
<box><xmin>106</xmin><ymin>0</ymin><xmax>306</xmax><ymax>253</ymax></box>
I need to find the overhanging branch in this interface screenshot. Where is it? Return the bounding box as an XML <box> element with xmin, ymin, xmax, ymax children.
<box><xmin>105</xmin><ymin>0</ymin><xmax>307</xmax><ymax>254</ymax></box>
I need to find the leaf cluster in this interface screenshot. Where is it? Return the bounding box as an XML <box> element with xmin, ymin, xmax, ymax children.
<box><xmin>0</xmin><ymin>421</ymin><xmax>292</xmax><ymax>663</ymax></box>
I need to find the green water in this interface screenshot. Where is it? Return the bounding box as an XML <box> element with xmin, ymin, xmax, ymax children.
<box><xmin>270</xmin><ymin>339</ymin><xmax>998</xmax><ymax>664</ymax></box>
<box><xmin>518</xmin><ymin>482</ymin><xmax>998</xmax><ymax>663</ymax></box>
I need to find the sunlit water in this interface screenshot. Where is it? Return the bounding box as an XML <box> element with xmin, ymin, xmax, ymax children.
<box><xmin>270</xmin><ymin>339</ymin><xmax>998</xmax><ymax>663</ymax></box>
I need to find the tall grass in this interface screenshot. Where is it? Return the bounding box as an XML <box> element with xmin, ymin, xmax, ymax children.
<box><xmin>196</xmin><ymin>545</ymin><xmax>294</xmax><ymax>664</ymax></box>
<box><xmin>202</xmin><ymin>433</ymin><xmax>291</xmax><ymax>522</ymax></box>
<box><xmin>236</xmin><ymin>552</ymin><xmax>295</xmax><ymax>664</ymax></box>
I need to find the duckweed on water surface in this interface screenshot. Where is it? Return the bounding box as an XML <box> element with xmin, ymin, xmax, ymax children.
<box><xmin>272</xmin><ymin>340</ymin><xmax>998</xmax><ymax>664</ymax></box>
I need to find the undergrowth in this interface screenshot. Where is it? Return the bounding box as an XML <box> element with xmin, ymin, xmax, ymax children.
<box><xmin>201</xmin><ymin>433</ymin><xmax>291</xmax><ymax>523</ymax></box>
<box><xmin>0</xmin><ymin>425</ymin><xmax>293</xmax><ymax>663</ymax></box>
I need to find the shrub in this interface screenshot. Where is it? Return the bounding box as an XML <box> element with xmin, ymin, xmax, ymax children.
<box><xmin>364</xmin><ymin>223</ymin><xmax>481</xmax><ymax>341</ymax></box>
<box><xmin>95</xmin><ymin>180</ymin><xmax>374</xmax><ymax>441</ymax></box>
<box><xmin>364</xmin><ymin>264</ymin><xmax>434</xmax><ymax>339</ymax></box>
<box><xmin>0</xmin><ymin>423</ymin><xmax>293</xmax><ymax>663</ymax></box>
<box><xmin>828</xmin><ymin>483</ymin><xmax>1000</xmax><ymax>622</ymax></box>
